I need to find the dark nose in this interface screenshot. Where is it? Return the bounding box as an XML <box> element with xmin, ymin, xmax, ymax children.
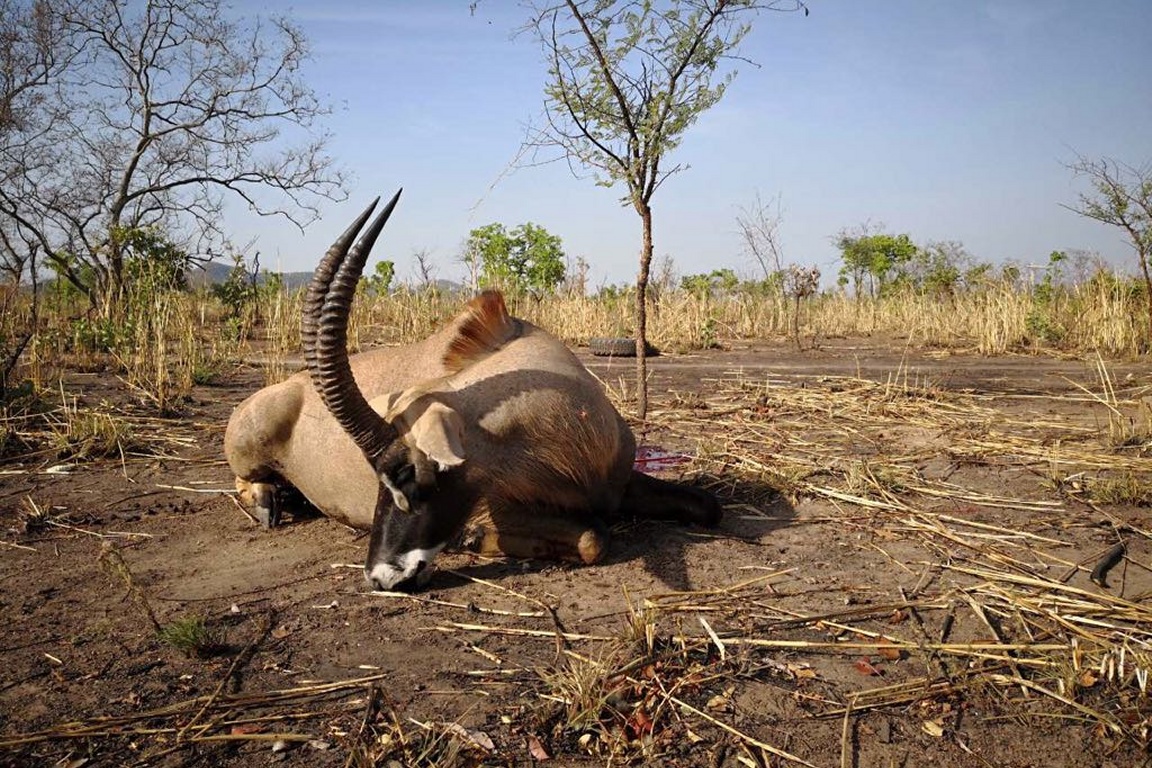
<box><xmin>390</xmin><ymin>560</ymin><xmax>427</xmax><ymax>593</ymax></box>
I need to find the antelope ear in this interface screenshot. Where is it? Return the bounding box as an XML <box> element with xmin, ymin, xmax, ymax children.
<box><xmin>408</xmin><ymin>401</ymin><xmax>466</xmax><ymax>470</ymax></box>
<box><xmin>377</xmin><ymin>391</ymin><xmax>404</xmax><ymax>417</ymax></box>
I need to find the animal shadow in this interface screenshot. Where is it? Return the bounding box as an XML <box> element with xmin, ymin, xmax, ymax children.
<box><xmin>434</xmin><ymin>473</ymin><xmax>796</xmax><ymax>593</ymax></box>
<box><xmin>614</xmin><ymin>472</ymin><xmax>797</xmax><ymax>591</ymax></box>
<box><xmin>275</xmin><ymin>486</ymin><xmax>325</xmax><ymax>525</ymax></box>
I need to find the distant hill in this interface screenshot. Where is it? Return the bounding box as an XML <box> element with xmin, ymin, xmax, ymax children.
<box><xmin>185</xmin><ymin>260</ymin><xmax>233</xmax><ymax>288</ymax></box>
<box><xmin>186</xmin><ymin>261</ymin><xmax>314</xmax><ymax>291</ymax></box>
<box><xmin>186</xmin><ymin>261</ymin><xmax>463</xmax><ymax>294</ymax></box>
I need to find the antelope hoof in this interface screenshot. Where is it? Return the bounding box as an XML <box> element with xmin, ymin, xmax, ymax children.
<box><xmin>239</xmin><ymin>480</ymin><xmax>281</xmax><ymax>528</ymax></box>
<box><xmin>577</xmin><ymin>528</ymin><xmax>606</xmax><ymax>564</ymax></box>
<box><xmin>255</xmin><ymin>498</ymin><xmax>280</xmax><ymax>529</ymax></box>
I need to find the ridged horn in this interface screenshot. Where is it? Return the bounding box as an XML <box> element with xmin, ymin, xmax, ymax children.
<box><xmin>304</xmin><ymin>190</ymin><xmax>403</xmax><ymax>462</ymax></box>
<box><xmin>302</xmin><ymin>198</ymin><xmax>380</xmax><ymax>379</ymax></box>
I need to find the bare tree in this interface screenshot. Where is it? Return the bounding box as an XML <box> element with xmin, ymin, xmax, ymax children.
<box><xmin>0</xmin><ymin>0</ymin><xmax>346</xmax><ymax>310</ymax></box>
<box><xmin>0</xmin><ymin>0</ymin><xmax>76</xmax><ymax>289</ymax></box>
<box><xmin>0</xmin><ymin>220</ymin><xmax>36</xmax><ymax>284</ymax></box>
<box><xmin>0</xmin><ymin>0</ymin><xmax>70</xmax><ymax>137</ymax></box>
<box><xmin>736</xmin><ymin>190</ymin><xmax>785</xmax><ymax>286</ymax></box>
<box><xmin>412</xmin><ymin>248</ymin><xmax>437</xmax><ymax>290</ymax></box>
<box><xmin>0</xmin><ymin>223</ymin><xmax>40</xmax><ymax>392</ymax></box>
<box><xmin>523</xmin><ymin>0</ymin><xmax>807</xmax><ymax>418</ymax></box>
<box><xmin>649</xmin><ymin>253</ymin><xmax>678</xmax><ymax>305</ymax></box>
<box><xmin>561</xmin><ymin>254</ymin><xmax>591</xmax><ymax>297</ymax></box>
<box><xmin>0</xmin><ymin>1</ymin><xmax>78</xmax><ymax>389</ymax></box>
<box><xmin>1066</xmin><ymin>156</ymin><xmax>1152</xmax><ymax>342</ymax></box>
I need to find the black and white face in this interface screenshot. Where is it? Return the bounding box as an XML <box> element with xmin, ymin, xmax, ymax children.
<box><xmin>363</xmin><ymin>503</ymin><xmax>446</xmax><ymax>591</ymax></box>
<box><xmin>362</xmin><ymin>455</ymin><xmax>473</xmax><ymax>592</ymax></box>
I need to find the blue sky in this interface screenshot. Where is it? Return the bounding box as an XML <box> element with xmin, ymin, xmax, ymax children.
<box><xmin>231</xmin><ymin>1</ymin><xmax>1152</xmax><ymax>288</ymax></box>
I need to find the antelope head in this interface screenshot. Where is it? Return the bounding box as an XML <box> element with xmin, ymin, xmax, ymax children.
<box><xmin>302</xmin><ymin>192</ymin><xmax>472</xmax><ymax>591</ymax></box>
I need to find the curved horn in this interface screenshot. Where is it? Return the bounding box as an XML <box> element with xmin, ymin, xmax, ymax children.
<box><xmin>302</xmin><ymin>197</ymin><xmax>379</xmax><ymax>377</ymax></box>
<box><xmin>304</xmin><ymin>190</ymin><xmax>403</xmax><ymax>462</ymax></box>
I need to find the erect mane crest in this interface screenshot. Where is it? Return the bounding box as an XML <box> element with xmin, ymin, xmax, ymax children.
<box><xmin>442</xmin><ymin>290</ymin><xmax>519</xmax><ymax>373</ymax></box>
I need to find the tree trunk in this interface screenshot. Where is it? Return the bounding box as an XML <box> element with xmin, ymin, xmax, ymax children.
<box><xmin>634</xmin><ymin>202</ymin><xmax>653</xmax><ymax>420</ymax></box>
<box><xmin>792</xmin><ymin>293</ymin><xmax>801</xmax><ymax>351</ymax></box>
<box><xmin>1</xmin><ymin>246</ymin><xmax>38</xmax><ymax>395</ymax></box>
<box><xmin>1139</xmin><ymin>246</ymin><xmax>1152</xmax><ymax>349</ymax></box>
<box><xmin>107</xmin><ymin>223</ymin><xmax>126</xmax><ymax>315</ymax></box>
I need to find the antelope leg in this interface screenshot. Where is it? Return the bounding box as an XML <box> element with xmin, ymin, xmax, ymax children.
<box><xmin>459</xmin><ymin>506</ymin><xmax>607</xmax><ymax>565</ymax></box>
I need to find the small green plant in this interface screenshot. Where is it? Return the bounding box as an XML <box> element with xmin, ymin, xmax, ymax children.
<box><xmin>190</xmin><ymin>360</ymin><xmax>222</xmax><ymax>386</ymax></box>
<box><xmin>1025</xmin><ymin>251</ymin><xmax>1069</xmax><ymax>346</ymax></box>
<box><xmin>363</xmin><ymin>259</ymin><xmax>395</xmax><ymax>295</ymax></box>
<box><xmin>213</xmin><ymin>252</ymin><xmax>258</xmax><ymax>321</ymax></box>
<box><xmin>72</xmin><ymin>315</ymin><xmax>134</xmax><ymax>353</ymax></box>
<box><xmin>1089</xmin><ymin>474</ymin><xmax>1152</xmax><ymax>506</ymax></box>
<box><xmin>1024</xmin><ymin>309</ymin><xmax>1067</xmax><ymax>345</ymax></box>
<box><xmin>158</xmin><ymin>615</ymin><xmax>226</xmax><ymax>659</ymax></box>
<box><xmin>51</xmin><ymin>406</ymin><xmax>137</xmax><ymax>460</ymax></box>
<box><xmin>699</xmin><ymin>316</ymin><xmax>719</xmax><ymax>349</ymax></box>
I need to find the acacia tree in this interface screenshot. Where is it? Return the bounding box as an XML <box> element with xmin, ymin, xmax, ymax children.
<box><xmin>0</xmin><ymin>0</ymin><xmax>345</xmax><ymax>312</ymax></box>
<box><xmin>524</xmin><ymin>0</ymin><xmax>807</xmax><ymax>418</ymax></box>
<box><xmin>1066</xmin><ymin>156</ymin><xmax>1152</xmax><ymax>342</ymax></box>
<box><xmin>463</xmin><ymin>222</ymin><xmax>566</xmax><ymax>296</ymax></box>
<box><xmin>834</xmin><ymin>229</ymin><xmax>918</xmax><ymax>298</ymax></box>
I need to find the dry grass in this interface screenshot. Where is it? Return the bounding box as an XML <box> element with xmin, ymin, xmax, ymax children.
<box><xmin>348</xmin><ymin>279</ymin><xmax>1146</xmax><ymax>357</ymax></box>
<box><xmin>3</xmin><ymin>273</ymin><xmax>1148</xmax><ymax>410</ymax></box>
<box><xmin>0</xmin><ymin>383</ymin><xmax>200</xmax><ymax>469</ymax></box>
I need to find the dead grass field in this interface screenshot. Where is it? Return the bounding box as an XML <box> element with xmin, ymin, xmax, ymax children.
<box><xmin>1</xmin><ymin>337</ymin><xmax>1151</xmax><ymax>767</ymax></box>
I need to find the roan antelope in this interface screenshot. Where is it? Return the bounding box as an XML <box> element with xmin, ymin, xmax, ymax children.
<box><xmin>224</xmin><ymin>191</ymin><xmax>721</xmax><ymax>591</ymax></box>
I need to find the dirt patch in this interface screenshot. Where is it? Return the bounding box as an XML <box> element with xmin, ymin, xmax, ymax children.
<box><xmin>2</xmin><ymin>340</ymin><xmax>1150</xmax><ymax>767</ymax></box>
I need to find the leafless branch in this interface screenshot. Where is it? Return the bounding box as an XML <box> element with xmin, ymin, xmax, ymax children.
<box><xmin>736</xmin><ymin>190</ymin><xmax>785</xmax><ymax>282</ymax></box>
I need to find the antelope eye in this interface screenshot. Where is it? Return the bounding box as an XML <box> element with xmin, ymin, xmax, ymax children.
<box><xmin>393</xmin><ymin>463</ymin><xmax>415</xmax><ymax>486</ymax></box>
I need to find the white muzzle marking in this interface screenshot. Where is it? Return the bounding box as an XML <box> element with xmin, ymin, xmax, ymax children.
<box><xmin>365</xmin><ymin>544</ymin><xmax>444</xmax><ymax>590</ymax></box>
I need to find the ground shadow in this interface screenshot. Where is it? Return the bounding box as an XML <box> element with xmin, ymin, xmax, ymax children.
<box><xmin>275</xmin><ymin>485</ymin><xmax>325</xmax><ymax>524</ymax></box>
<box><xmin>421</xmin><ymin>473</ymin><xmax>797</xmax><ymax>593</ymax></box>
<box><xmin>619</xmin><ymin>473</ymin><xmax>797</xmax><ymax>591</ymax></box>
